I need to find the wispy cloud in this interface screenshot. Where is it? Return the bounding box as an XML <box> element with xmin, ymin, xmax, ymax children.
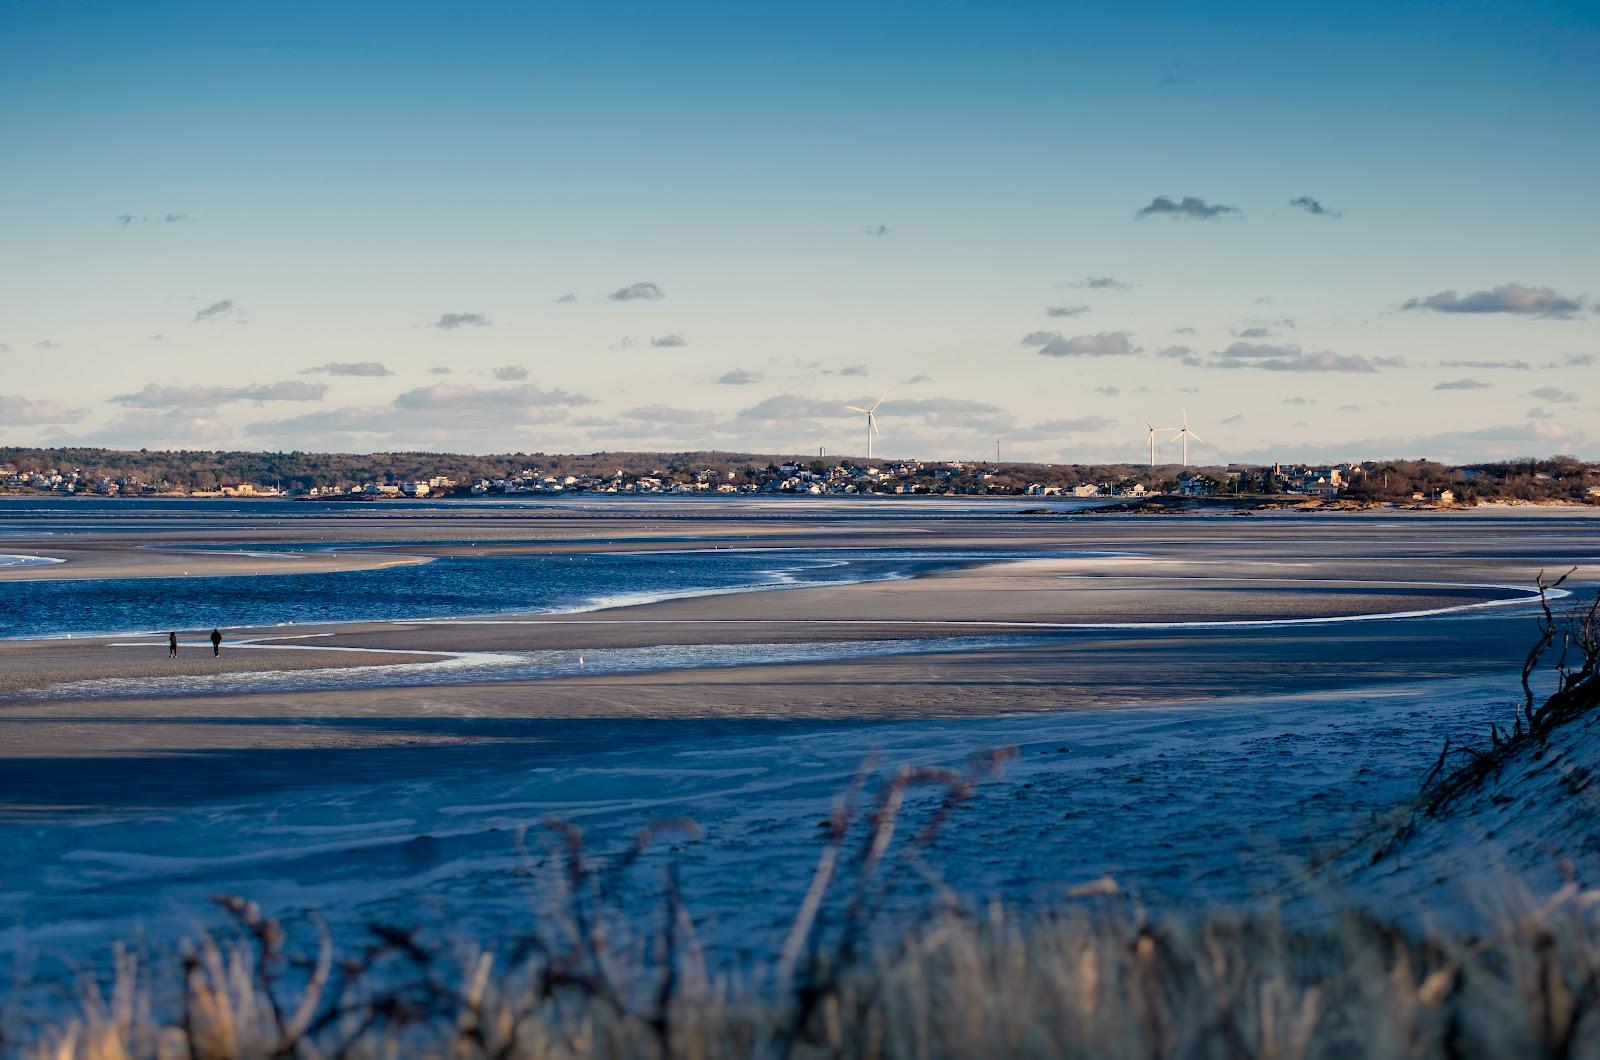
<box><xmin>738</xmin><ymin>394</ymin><xmax>856</xmax><ymax>421</ymax></box>
<box><xmin>609</xmin><ymin>281</ymin><xmax>665</xmax><ymax>302</ymax></box>
<box><xmin>75</xmin><ymin>408</ymin><xmax>234</xmax><ymax>447</ymax></box>
<box><xmin>881</xmin><ymin>397</ymin><xmax>1016</xmax><ymax>432</ymax></box>
<box><xmin>1289</xmin><ymin>196</ymin><xmax>1342</xmax><ymax>218</ymax></box>
<box><xmin>903</xmin><ymin>374</ymin><xmax>933</xmax><ymax>385</ymax></box>
<box><xmin>492</xmin><ymin>365</ymin><xmax>529</xmax><ymax>381</ymax></box>
<box><xmin>715</xmin><ymin>369</ymin><xmax>763</xmax><ymax>385</ymax></box>
<box><xmin>1160</xmin><ymin>61</ymin><xmax>1195</xmax><ymax>86</ymax></box>
<box><xmin>116</xmin><ymin>213</ymin><xmax>190</xmax><ymax>226</ymax></box>
<box><xmin>393</xmin><ymin>382</ymin><xmax>593</xmax><ymax>412</ymax></box>
<box><xmin>193</xmin><ymin>299</ymin><xmax>236</xmax><ymax>322</ymax></box>
<box><xmin>428</xmin><ymin>311</ymin><xmax>492</xmax><ymax>329</ymax></box>
<box><xmin>1528</xmin><ymin>386</ymin><xmax>1579</xmax><ymax>403</ymax></box>
<box><xmin>1540</xmin><ymin>353</ymin><xmax>1594</xmax><ymax>369</ymax></box>
<box><xmin>1210</xmin><ymin>342</ymin><xmax>1384</xmax><ymax>373</ymax></box>
<box><xmin>1045</xmin><ymin>305</ymin><xmax>1090</xmax><ymax>318</ymax></box>
<box><xmin>32</xmin><ymin>340</ymin><xmax>60</xmax><ymax>350</ymax></box>
<box><xmin>554</xmin><ymin>292</ymin><xmax>578</xmax><ymax>303</ymax></box>
<box><xmin>110</xmin><ymin>382</ymin><xmax>327</xmax><ymax>408</ymax></box>
<box><xmin>1401</xmin><ymin>283</ymin><xmax>1586</xmax><ymax>319</ymax></box>
<box><xmin>1022</xmin><ymin>331</ymin><xmax>1139</xmax><ymax>358</ymax></box>
<box><xmin>832</xmin><ymin>364</ymin><xmax>869</xmax><ymax>376</ymax></box>
<box><xmin>303</xmin><ymin>361</ymin><xmax>394</xmax><ymax>377</ymax></box>
<box><xmin>650</xmin><ymin>334</ymin><xmax>688</xmax><ymax>348</ymax></box>
<box><xmin>243</xmin><ymin>381</ymin><xmax>593</xmax><ymax>445</ymax></box>
<box><xmin>1012</xmin><ymin>415</ymin><xmax>1116</xmax><ymax>440</ymax></box>
<box><xmin>1071</xmin><ymin>276</ymin><xmax>1131</xmax><ymax>290</ymax></box>
<box><xmin>865</xmin><ymin>224</ymin><xmax>890</xmax><ymax>237</ymax></box>
<box><xmin>623</xmin><ymin>404</ymin><xmax>717</xmax><ymax>425</ymax></box>
<box><xmin>429</xmin><ymin>366</ymin><xmax>452</xmax><ymax>375</ymax></box>
<box><xmin>1093</xmin><ymin>385</ymin><xmax>1120</xmax><ymax>397</ymax></box>
<box><xmin>1439</xmin><ymin>359</ymin><xmax>1531</xmax><ymax>371</ymax></box>
<box><xmin>246</xmin><ymin>389</ymin><xmax>577</xmax><ymax>447</ymax></box>
<box><xmin>1434</xmin><ymin>379</ymin><xmax>1492</xmax><ymax>391</ymax></box>
<box><xmin>1136</xmin><ymin>195</ymin><xmax>1240</xmax><ymax>221</ymax></box>
<box><xmin>1154</xmin><ymin>345</ymin><xmax>1201</xmax><ymax>365</ymax></box>
<box><xmin>1527</xmin><ymin>407</ymin><xmax>1554</xmax><ymax>420</ymax></box>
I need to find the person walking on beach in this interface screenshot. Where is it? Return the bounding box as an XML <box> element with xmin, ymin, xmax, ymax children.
<box><xmin>210</xmin><ymin>628</ymin><xmax>222</xmax><ymax>657</ymax></box>
<box><xmin>168</xmin><ymin>632</ymin><xmax>178</xmax><ymax>658</ymax></box>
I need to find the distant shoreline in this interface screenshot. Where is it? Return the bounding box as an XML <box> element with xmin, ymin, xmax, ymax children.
<box><xmin>1049</xmin><ymin>495</ymin><xmax>1599</xmax><ymax>515</ymax></box>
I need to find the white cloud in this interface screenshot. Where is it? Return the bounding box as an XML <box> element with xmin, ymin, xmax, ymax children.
<box><xmin>0</xmin><ymin>395</ymin><xmax>89</xmax><ymax>426</ymax></box>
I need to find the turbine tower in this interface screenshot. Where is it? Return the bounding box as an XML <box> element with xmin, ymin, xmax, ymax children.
<box><xmin>1172</xmin><ymin>408</ymin><xmax>1205</xmax><ymax>467</ymax></box>
<box><xmin>1144</xmin><ymin>419</ymin><xmax>1177</xmax><ymax>468</ymax></box>
<box><xmin>844</xmin><ymin>397</ymin><xmax>885</xmax><ymax>460</ymax></box>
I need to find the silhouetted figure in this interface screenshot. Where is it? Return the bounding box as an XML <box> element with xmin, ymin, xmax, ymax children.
<box><xmin>168</xmin><ymin>632</ymin><xmax>178</xmax><ymax>658</ymax></box>
<box><xmin>210</xmin><ymin>628</ymin><xmax>222</xmax><ymax>657</ymax></box>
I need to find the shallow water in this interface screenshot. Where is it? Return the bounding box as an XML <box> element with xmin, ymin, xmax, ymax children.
<box><xmin>0</xmin><ymin>547</ymin><xmax>1051</xmax><ymax>639</ymax></box>
<box><xmin>0</xmin><ymin>554</ymin><xmax>61</xmax><ymax>569</ymax></box>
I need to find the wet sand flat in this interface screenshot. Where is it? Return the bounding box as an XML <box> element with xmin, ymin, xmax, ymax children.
<box><xmin>0</xmin><ymin>554</ymin><xmax>1547</xmax><ymax>699</ymax></box>
<box><xmin>0</xmin><ymin>544</ymin><xmax>431</xmax><ymax>582</ymax></box>
<box><xmin>0</xmin><ymin>635</ymin><xmax>448</xmax><ymax>697</ymax></box>
<box><xmin>1</xmin><ymin>507</ymin><xmax>1595</xmax><ymax>761</ymax></box>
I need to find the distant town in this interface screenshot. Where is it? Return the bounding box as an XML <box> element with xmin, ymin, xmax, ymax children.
<box><xmin>1</xmin><ymin>448</ymin><xmax>1597</xmax><ymax>507</ymax></box>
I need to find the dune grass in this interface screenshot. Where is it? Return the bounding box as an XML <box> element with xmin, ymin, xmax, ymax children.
<box><xmin>14</xmin><ymin>873</ymin><xmax>1600</xmax><ymax>1058</ymax></box>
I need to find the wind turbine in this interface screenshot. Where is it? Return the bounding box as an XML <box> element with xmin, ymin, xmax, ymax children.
<box><xmin>844</xmin><ymin>397</ymin><xmax>885</xmax><ymax>459</ymax></box>
<box><xmin>1172</xmin><ymin>408</ymin><xmax>1205</xmax><ymax>467</ymax></box>
<box><xmin>1144</xmin><ymin>419</ymin><xmax>1177</xmax><ymax>468</ymax></box>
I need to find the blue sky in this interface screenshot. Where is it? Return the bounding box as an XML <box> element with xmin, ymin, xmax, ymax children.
<box><xmin>2</xmin><ymin>0</ymin><xmax>1596</xmax><ymax>462</ymax></box>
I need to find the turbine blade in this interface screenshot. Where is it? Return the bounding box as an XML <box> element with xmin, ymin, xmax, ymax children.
<box><xmin>1187</xmin><ymin>431</ymin><xmax>1206</xmax><ymax>444</ymax></box>
<box><xmin>844</xmin><ymin>405</ymin><xmax>868</xmax><ymax>413</ymax></box>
